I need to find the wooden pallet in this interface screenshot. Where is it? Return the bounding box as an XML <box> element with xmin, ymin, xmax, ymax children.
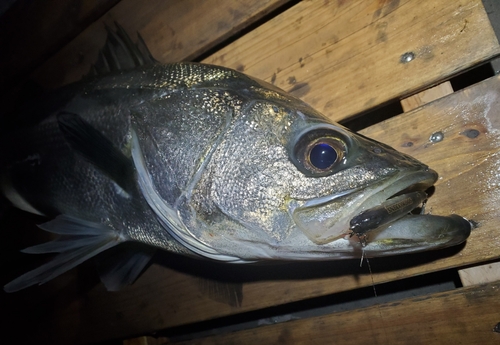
<box><xmin>1</xmin><ymin>0</ymin><xmax>500</xmax><ymax>344</ymax></box>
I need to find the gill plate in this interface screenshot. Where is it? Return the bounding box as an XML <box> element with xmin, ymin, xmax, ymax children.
<box><xmin>130</xmin><ymin>127</ymin><xmax>246</xmax><ymax>262</ymax></box>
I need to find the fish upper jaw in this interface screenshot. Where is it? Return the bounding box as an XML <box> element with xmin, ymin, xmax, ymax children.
<box><xmin>289</xmin><ymin>168</ymin><xmax>438</xmax><ymax>245</ymax></box>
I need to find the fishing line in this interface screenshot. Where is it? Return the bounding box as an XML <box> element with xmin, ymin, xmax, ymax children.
<box><xmin>358</xmin><ymin>237</ymin><xmax>377</xmax><ymax>298</ymax></box>
<box><xmin>365</xmin><ymin>256</ymin><xmax>377</xmax><ymax>297</ymax></box>
<box><xmin>360</xmin><ymin>238</ymin><xmax>389</xmax><ymax>343</ymax></box>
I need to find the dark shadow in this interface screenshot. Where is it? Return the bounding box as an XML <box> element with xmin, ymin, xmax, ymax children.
<box><xmin>152</xmin><ymin>241</ymin><xmax>467</xmax><ymax>284</ymax></box>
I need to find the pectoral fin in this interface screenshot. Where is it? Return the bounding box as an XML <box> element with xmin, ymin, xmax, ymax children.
<box><xmin>4</xmin><ymin>215</ymin><xmax>125</xmax><ymax>292</ymax></box>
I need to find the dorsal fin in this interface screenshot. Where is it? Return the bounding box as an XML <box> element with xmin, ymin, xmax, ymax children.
<box><xmin>89</xmin><ymin>22</ymin><xmax>157</xmax><ymax>76</ymax></box>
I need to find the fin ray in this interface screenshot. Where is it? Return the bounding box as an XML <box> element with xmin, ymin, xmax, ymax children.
<box><xmin>4</xmin><ymin>215</ymin><xmax>124</xmax><ymax>292</ymax></box>
<box><xmin>89</xmin><ymin>23</ymin><xmax>157</xmax><ymax>76</ymax></box>
<box><xmin>96</xmin><ymin>246</ymin><xmax>155</xmax><ymax>291</ymax></box>
<box><xmin>21</xmin><ymin>236</ymin><xmax>100</xmax><ymax>254</ymax></box>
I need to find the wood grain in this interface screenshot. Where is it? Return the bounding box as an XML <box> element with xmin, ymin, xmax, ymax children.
<box><xmin>459</xmin><ymin>262</ymin><xmax>500</xmax><ymax>286</ymax></box>
<box><xmin>203</xmin><ymin>0</ymin><xmax>500</xmax><ymax>121</ymax></box>
<box><xmin>2</xmin><ymin>1</ymin><xmax>500</xmax><ymax>344</ymax></box>
<box><xmin>30</xmin><ymin>0</ymin><xmax>290</xmax><ymax>88</ymax></box>
<box><xmin>401</xmin><ymin>82</ymin><xmax>454</xmax><ymax>112</ymax></box>
<box><xmin>172</xmin><ymin>281</ymin><xmax>500</xmax><ymax>345</ymax></box>
<box><xmin>8</xmin><ymin>65</ymin><xmax>500</xmax><ymax>345</ymax></box>
<box><xmin>30</xmin><ymin>0</ymin><xmax>499</xmax><ymax>123</ymax></box>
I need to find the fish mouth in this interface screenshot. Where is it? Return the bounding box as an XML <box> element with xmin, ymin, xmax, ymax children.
<box><xmin>291</xmin><ymin>169</ymin><xmax>440</xmax><ymax>245</ymax></box>
<box><xmin>292</xmin><ymin>167</ymin><xmax>471</xmax><ymax>255</ymax></box>
<box><xmin>348</xmin><ymin>169</ymin><xmax>438</xmax><ymax>237</ymax></box>
<box><xmin>349</xmin><ymin>168</ymin><xmax>471</xmax><ymax>254</ymax></box>
<box><xmin>354</xmin><ymin>214</ymin><xmax>472</xmax><ymax>256</ymax></box>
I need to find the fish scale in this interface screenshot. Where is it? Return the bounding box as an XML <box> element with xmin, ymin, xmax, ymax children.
<box><xmin>1</xmin><ymin>25</ymin><xmax>471</xmax><ymax>292</ymax></box>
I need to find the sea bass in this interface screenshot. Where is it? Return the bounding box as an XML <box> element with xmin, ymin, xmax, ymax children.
<box><xmin>1</xmin><ymin>26</ymin><xmax>471</xmax><ymax>292</ymax></box>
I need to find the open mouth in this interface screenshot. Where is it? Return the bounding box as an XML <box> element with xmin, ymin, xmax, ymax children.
<box><xmin>343</xmin><ymin>168</ymin><xmax>472</xmax><ymax>255</ymax></box>
<box><xmin>349</xmin><ymin>169</ymin><xmax>438</xmax><ymax>237</ymax></box>
<box><xmin>290</xmin><ymin>169</ymin><xmax>439</xmax><ymax>245</ymax></box>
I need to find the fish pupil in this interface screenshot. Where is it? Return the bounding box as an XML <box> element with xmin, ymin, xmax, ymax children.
<box><xmin>309</xmin><ymin>143</ymin><xmax>337</xmax><ymax>170</ymax></box>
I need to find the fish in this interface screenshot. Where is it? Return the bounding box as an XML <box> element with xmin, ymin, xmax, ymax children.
<box><xmin>1</xmin><ymin>25</ymin><xmax>471</xmax><ymax>292</ymax></box>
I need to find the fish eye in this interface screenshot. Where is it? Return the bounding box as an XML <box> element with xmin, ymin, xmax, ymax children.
<box><xmin>292</xmin><ymin>128</ymin><xmax>348</xmax><ymax>176</ymax></box>
<box><xmin>305</xmin><ymin>138</ymin><xmax>344</xmax><ymax>173</ymax></box>
<box><xmin>309</xmin><ymin>142</ymin><xmax>338</xmax><ymax>170</ymax></box>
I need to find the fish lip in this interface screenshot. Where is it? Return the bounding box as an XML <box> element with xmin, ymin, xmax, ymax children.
<box><xmin>388</xmin><ymin>169</ymin><xmax>438</xmax><ymax>198</ymax></box>
<box><xmin>358</xmin><ymin>214</ymin><xmax>472</xmax><ymax>254</ymax></box>
<box><xmin>298</xmin><ymin>168</ymin><xmax>438</xmax><ymax>210</ymax></box>
<box><xmin>290</xmin><ymin>168</ymin><xmax>438</xmax><ymax>245</ymax></box>
<box><xmin>346</xmin><ymin>168</ymin><xmax>438</xmax><ymax>227</ymax></box>
<box><xmin>370</xmin><ymin>168</ymin><xmax>438</xmax><ymax>205</ymax></box>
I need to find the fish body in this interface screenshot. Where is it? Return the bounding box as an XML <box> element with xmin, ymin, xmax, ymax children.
<box><xmin>1</xmin><ymin>28</ymin><xmax>471</xmax><ymax>292</ymax></box>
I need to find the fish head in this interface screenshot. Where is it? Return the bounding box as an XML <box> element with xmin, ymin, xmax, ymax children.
<box><xmin>188</xmin><ymin>81</ymin><xmax>470</xmax><ymax>260</ymax></box>
<box><xmin>130</xmin><ymin>68</ymin><xmax>470</xmax><ymax>261</ymax></box>
<box><xmin>285</xmin><ymin>121</ymin><xmax>437</xmax><ymax>245</ymax></box>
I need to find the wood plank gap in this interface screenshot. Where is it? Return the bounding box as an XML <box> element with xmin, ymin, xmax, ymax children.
<box><xmin>400</xmin><ymin>81</ymin><xmax>454</xmax><ymax>112</ymax></box>
<box><xmin>171</xmin><ymin>281</ymin><xmax>500</xmax><ymax>345</ymax></box>
<box><xmin>459</xmin><ymin>261</ymin><xmax>500</xmax><ymax>286</ymax></box>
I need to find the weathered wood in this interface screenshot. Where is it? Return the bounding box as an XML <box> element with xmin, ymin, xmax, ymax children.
<box><xmin>30</xmin><ymin>0</ymin><xmax>290</xmax><ymax>88</ymax></box>
<box><xmin>459</xmin><ymin>262</ymin><xmax>500</xmax><ymax>286</ymax></box>
<box><xmin>203</xmin><ymin>0</ymin><xmax>500</xmax><ymax>121</ymax></box>
<box><xmin>2</xmin><ymin>1</ymin><xmax>500</xmax><ymax>344</ymax></box>
<box><xmin>9</xmin><ymin>65</ymin><xmax>500</xmax><ymax>345</ymax></box>
<box><xmin>401</xmin><ymin>82</ymin><xmax>454</xmax><ymax>112</ymax></box>
<box><xmin>172</xmin><ymin>281</ymin><xmax>500</xmax><ymax>345</ymax></box>
<box><xmin>30</xmin><ymin>0</ymin><xmax>499</xmax><ymax>123</ymax></box>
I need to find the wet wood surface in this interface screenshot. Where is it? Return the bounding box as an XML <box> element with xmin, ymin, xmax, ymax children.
<box><xmin>173</xmin><ymin>281</ymin><xmax>500</xmax><ymax>345</ymax></box>
<box><xmin>202</xmin><ymin>0</ymin><xmax>499</xmax><ymax>121</ymax></box>
<box><xmin>1</xmin><ymin>0</ymin><xmax>500</xmax><ymax>344</ymax></box>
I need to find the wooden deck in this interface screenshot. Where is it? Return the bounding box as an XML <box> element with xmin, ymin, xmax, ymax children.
<box><xmin>1</xmin><ymin>1</ymin><xmax>500</xmax><ymax>344</ymax></box>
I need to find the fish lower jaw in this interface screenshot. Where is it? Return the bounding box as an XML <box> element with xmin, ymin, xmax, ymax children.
<box><xmin>290</xmin><ymin>170</ymin><xmax>438</xmax><ymax>246</ymax></box>
<box><xmin>347</xmin><ymin>170</ymin><xmax>439</xmax><ymax>236</ymax></box>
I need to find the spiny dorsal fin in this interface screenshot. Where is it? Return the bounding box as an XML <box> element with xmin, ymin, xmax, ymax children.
<box><xmin>89</xmin><ymin>22</ymin><xmax>157</xmax><ymax>76</ymax></box>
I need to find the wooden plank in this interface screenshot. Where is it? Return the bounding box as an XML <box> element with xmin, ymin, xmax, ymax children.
<box><xmin>2</xmin><ymin>1</ymin><xmax>500</xmax><ymax>343</ymax></box>
<box><xmin>29</xmin><ymin>0</ymin><xmax>290</xmax><ymax>88</ymax></box>
<box><xmin>361</xmin><ymin>74</ymin><xmax>500</xmax><ymax>260</ymax></box>
<box><xmin>400</xmin><ymin>82</ymin><xmax>454</xmax><ymax>112</ymax></box>
<box><xmin>0</xmin><ymin>0</ymin><xmax>121</xmax><ymax>92</ymax></box>
<box><xmin>459</xmin><ymin>262</ymin><xmax>500</xmax><ymax>286</ymax></box>
<box><xmin>172</xmin><ymin>281</ymin><xmax>500</xmax><ymax>345</ymax></box>
<box><xmin>30</xmin><ymin>0</ymin><xmax>499</xmax><ymax>123</ymax></box>
<box><xmin>203</xmin><ymin>0</ymin><xmax>500</xmax><ymax>121</ymax></box>
<box><xmin>7</xmin><ymin>64</ymin><xmax>500</xmax><ymax>345</ymax></box>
